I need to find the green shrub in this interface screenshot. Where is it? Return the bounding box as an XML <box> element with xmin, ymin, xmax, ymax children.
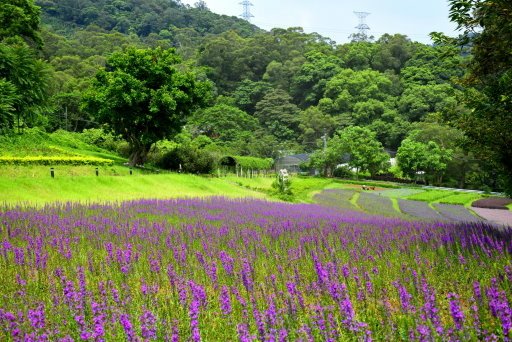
<box><xmin>79</xmin><ymin>128</ymin><xmax>124</xmax><ymax>152</ymax></box>
<box><xmin>233</xmin><ymin>156</ymin><xmax>273</xmax><ymax>170</ymax></box>
<box><xmin>156</xmin><ymin>146</ymin><xmax>217</xmax><ymax>174</ymax></box>
<box><xmin>332</xmin><ymin>165</ymin><xmax>354</xmax><ymax>178</ymax></box>
<box><xmin>0</xmin><ymin>156</ymin><xmax>114</xmax><ymax>166</ymax></box>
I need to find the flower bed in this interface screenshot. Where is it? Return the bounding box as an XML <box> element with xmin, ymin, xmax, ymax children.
<box><xmin>398</xmin><ymin>199</ymin><xmax>444</xmax><ymax>220</ymax></box>
<box><xmin>471</xmin><ymin>197</ymin><xmax>512</xmax><ymax>210</ymax></box>
<box><xmin>433</xmin><ymin>203</ymin><xmax>483</xmax><ymax>222</ymax></box>
<box><xmin>0</xmin><ymin>198</ymin><xmax>510</xmax><ymax>340</ymax></box>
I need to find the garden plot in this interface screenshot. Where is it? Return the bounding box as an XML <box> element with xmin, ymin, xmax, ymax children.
<box><xmin>373</xmin><ymin>188</ymin><xmax>425</xmax><ymax>198</ymax></box>
<box><xmin>313</xmin><ymin>188</ymin><xmax>359</xmax><ymax>210</ymax></box>
<box><xmin>398</xmin><ymin>199</ymin><xmax>444</xmax><ymax>221</ymax></box>
<box><xmin>357</xmin><ymin>192</ymin><xmax>402</xmax><ymax>217</ymax></box>
<box><xmin>433</xmin><ymin>203</ymin><xmax>483</xmax><ymax>222</ymax></box>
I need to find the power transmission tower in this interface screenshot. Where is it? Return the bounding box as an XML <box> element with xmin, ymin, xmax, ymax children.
<box><xmin>239</xmin><ymin>0</ymin><xmax>254</xmax><ymax>21</ymax></box>
<box><xmin>352</xmin><ymin>11</ymin><xmax>371</xmax><ymax>42</ymax></box>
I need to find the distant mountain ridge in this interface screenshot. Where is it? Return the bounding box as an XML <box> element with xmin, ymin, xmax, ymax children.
<box><xmin>36</xmin><ymin>0</ymin><xmax>261</xmax><ymax>38</ymax></box>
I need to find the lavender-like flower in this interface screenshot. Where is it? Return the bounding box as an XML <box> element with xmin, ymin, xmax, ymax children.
<box><xmin>120</xmin><ymin>313</ymin><xmax>137</xmax><ymax>342</ymax></box>
<box><xmin>220</xmin><ymin>285</ymin><xmax>232</xmax><ymax>316</ymax></box>
<box><xmin>91</xmin><ymin>301</ymin><xmax>105</xmax><ymax>341</ymax></box>
<box><xmin>237</xmin><ymin>323</ymin><xmax>251</xmax><ymax>342</ymax></box>
<box><xmin>393</xmin><ymin>281</ymin><xmax>415</xmax><ymax>314</ymax></box>
<box><xmin>140</xmin><ymin>309</ymin><xmax>157</xmax><ymax>340</ymax></box>
<box><xmin>448</xmin><ymin>293</ymin><xmax>464</xmax><ymax>331</ymax></box>
<box><xmin>219</xmin><ymin>251</ymin><xmax>235</xmax><ymax>276</ymax></box>
<box><xmin>241</xmin><ymin>258</ymin><xmax>254</xmax><ymax>292</ymax></box>
<box><xmin>189</xmin><ymin>299</ymin><xmax>201</xmax><ymax>342</ymax></box>
<box><xmin>27</xmin><ymin>305</ymin><xmax>45</xmax><ymax>330</ymax></box>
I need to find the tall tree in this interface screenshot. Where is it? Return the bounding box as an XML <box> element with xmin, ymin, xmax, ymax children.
<box><xmin>0</xmin><ymin>0</ymin><xmax>42</xmax><ymax>48</ymax></box>
<box><xmin>432</xmin><ymin>0</ymin><xmax>512</xmax><ymax>194</ymax></box>
<box><xmin>187</xmin><ymin>104</ymin><xmax>258</xmax><ymax>143</ymax></box>
<box><xmin>254</xmin><ymin>89</ymin><xmax>300</xmax><ymax>142</ymax></box>
<box><xmin>290</xmin><ymin>51</ymin><xmax>342</xmax><ymax>107</ymax></box>
<box><xmin>397</xmin><ymin>138</ymin><xmax>452</xmax><ymax>185</ymax></box>
<box><xmin>311</xmin><ymin>126</ymin><xmax>389</xmax><ymax>178</ymax></box>
<box><xmin>0</xmin><ymin>79</ymin><xmax>19</xmax><ymax>131</ymax></box>
<box><xmin>0</xmin><ymin>0</ymin><xmax>49</xmax><ymax>132</ymax></box>
<box><xmin>83</xmin><ymin>47</ymin><xmax>212</xmax><ymax>165</ymax></box>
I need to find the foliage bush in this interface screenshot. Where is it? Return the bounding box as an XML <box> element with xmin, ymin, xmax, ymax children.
<box><xmin>371</xmin><ymin>173</ymin><xmax>424</xmax><ymax>184</ymax></box>
<box><xmin>0</xmin><ymin>156</ymin><xmax>114</xmax><ymax>166</ymax></box>
<box><xmin>79</xmin><ymin>128</ymin><xmax>126</xmax><ymax>152</ymax></box>
<box><xmin>332</xmin><ymin>165</ymin><xmax>354</xmax><ymax>178</ymax></box>
<box><xmin>156</xmin><ymin>146</ymin><xmax>217</xmax><ymax>174</ymax></box>
<box><xmin>233</xmin><ymin>156</ymin><xmax>274</xmax><ymax>170</ymax></box>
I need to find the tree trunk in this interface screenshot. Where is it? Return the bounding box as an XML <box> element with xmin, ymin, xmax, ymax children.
<box><xmin>128</xmin><ymin>138</ymin><xmax>150</xmax><ymax>166</ymax></box>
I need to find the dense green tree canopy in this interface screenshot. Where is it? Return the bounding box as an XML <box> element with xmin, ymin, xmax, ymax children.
<box><xmin>187</xmin><ymin>104</ymin><xmax>258</xmax><ymax>143</ymax></box>
<box><xmin>83</xmin><ymin>47</ymin><xmax>212</xmax><ymax>165</ymax></box>
<box><xmin>254</xmin><ymin>89</ymin><xmax>300</xmax><ymax>142</ymax></box>
<box><xmin>311</xmin><ymin>126</ymin><xmax>389</xmax><ymax>177</ymax></box>
<box><xmin>397</xmin><ymin>138</ymin><xmax>452</xmax><ymax>184</ymax></box>
<box><xmin>434</xmin><ymin>0</ymin><xmax>512</xmax><ymax>194</ymax></box>
<box><xmin>36</xmin><ymin>0</ymin><xmax>259</xmax><ymax>38</ymax></box>
<box><xmin>0</xmin><ymin>0</ymin><xmax>42</xmax><ymax>47</ymax></box>
<box><xmin>0</xmin><ymin>1</ymin><xmax>50</xmax><ymax>132</ymax></box>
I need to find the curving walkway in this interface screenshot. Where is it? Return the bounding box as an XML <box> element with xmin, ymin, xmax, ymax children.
<box><xmin>471</xmin><ymin>207</ymin><xmax>512</xmax><ymax>227</ymax></box>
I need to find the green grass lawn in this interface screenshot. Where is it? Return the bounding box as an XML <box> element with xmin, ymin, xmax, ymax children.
<box><xmin>224</xmin><ymin>175</ymin><xmax>347</xmax><ymax>203</ymax></box>
<box><xmin>405</xmin><ymin>190</ymin><xmax>458</xmax><ymax>202</ymax></box>
<box><xmin>436</xmin><ymin>192</ymin><xmax>484</xmax><ymax>206</ymax></box>
<box><xmin>0</xmin><ymin>165</ymin><xmax>145</xmax><ymax>178</ymax></box>
<box><xmin>225</xmin><ymin>176</ymin><xmax>275</xmax><ymax>191</ymax></box>
<box><xmin>0</xmin><ymin>173</ymin><xmax>267</xmax><ymax>205</ymax></box>
<box><xmin>373</xmin><ymin>188</ymin><xmax>425</xmax><ymax>198</ymax></box>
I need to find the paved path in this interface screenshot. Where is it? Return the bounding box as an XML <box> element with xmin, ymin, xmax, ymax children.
<box><xmin>471</xmin><ymin>207</ymin><xmax>512</xmax><ymax>227</ymax></box>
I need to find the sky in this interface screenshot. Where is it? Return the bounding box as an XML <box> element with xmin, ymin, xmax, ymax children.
<box><xmin>180</xmin><ymin>0</ymin><xmax>459</xmax><ymax>44</ymax></box>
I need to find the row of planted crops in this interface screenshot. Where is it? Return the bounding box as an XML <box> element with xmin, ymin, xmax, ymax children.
<box><xmin>0</xmin><ymin>198</ymin><xmax>510</xmax><ymax>341</ymax></box>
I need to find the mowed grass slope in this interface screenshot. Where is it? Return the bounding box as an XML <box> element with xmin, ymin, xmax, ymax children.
<box><xmin>0</xmin><ymin>174</ymin><xmax>267</xmax><ymax>204</ymax></box>
<box><xmin>0</xmin><ymin>128</ymin><xmax>125</xmax><ymax>162</ymax></box>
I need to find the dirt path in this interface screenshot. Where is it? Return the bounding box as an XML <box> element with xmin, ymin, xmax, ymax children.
<box><xmin>471</xmin><ymin>207</ymin><xmax>512</xmax><ymax>227</ymax></box>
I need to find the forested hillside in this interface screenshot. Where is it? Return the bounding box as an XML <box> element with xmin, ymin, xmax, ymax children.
<box><xmin>1</xmin><ymin>0</ymin><xmax>510</xmax><ymax>194</ymax></box>
<box><xmin>37</xmin><ymin>0</ymin><xmax>259</xmax><ymax>37</ymax></box>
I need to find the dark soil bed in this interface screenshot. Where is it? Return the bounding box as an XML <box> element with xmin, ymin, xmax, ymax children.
<box><xmin>471</xmin><ymin>197</ymin><xmax>512</xmax><ymax>209</ymax></box>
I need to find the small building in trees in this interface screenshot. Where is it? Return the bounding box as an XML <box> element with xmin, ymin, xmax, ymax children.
<box><xmin>274</xmin><ymin>154</ymin><xmax>313</xmax><ymax>174</ymax></box>
<box><xmin>219</xmin><ymin>155</ymin><xmax>274</xmax><ymax>177</ymax></box>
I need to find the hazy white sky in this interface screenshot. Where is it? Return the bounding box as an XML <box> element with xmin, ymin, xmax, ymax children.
<box><xmin>180</xmin><ymin>0</ymin><xmax>458</xmax><ymax>44</ymax></box>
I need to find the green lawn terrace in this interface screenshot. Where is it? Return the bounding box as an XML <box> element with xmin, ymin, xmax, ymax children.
<box><xmin>0</xmin><ymin>197</ymin><xmax>511</xmax><ymax>340</ymax></box>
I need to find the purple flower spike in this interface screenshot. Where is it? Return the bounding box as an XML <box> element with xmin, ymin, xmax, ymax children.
<box><xmin>448</xmin><ymin>293</ymin><xmax>464</xmax><ymax>331</ymax></box>
<box><xmin>220</xmin><ymin>285</ymin><xmax>232</xmax><ymax>316</ymax></box>
<box><xmin>140</xmin><ymin>310</ymin><xmax>157</xmax><ymax>340</ymax></box>
<box><xmin>189</xmin><ymin>300</ymin><xmax>201</xmax><ymax>342</ymax></box>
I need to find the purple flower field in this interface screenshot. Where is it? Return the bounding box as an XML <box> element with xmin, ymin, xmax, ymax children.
<box><xmin>0</xmin><ymin>197</ymin><xmax>511</xmax><ymax>341</ymax></box>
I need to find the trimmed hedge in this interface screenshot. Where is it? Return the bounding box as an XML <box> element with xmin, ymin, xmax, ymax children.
<box><xmin>233</xmin><ymin>156</ymin><xmax>273</xmax><ymax>170</ymax></box>
<box><xmin>0</xmin><ymin>156</ymin><xmax>114</xmax><ymax>166</ymax></box>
